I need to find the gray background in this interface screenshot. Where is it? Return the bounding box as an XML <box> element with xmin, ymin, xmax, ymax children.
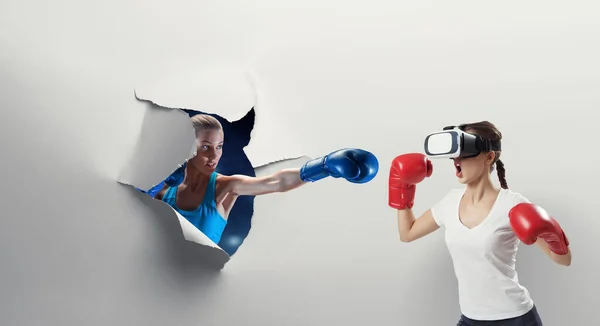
<box><xmin>1</xmin><ymin>0</ymin><xmax>598</xmax><ymax>325</ymax></box>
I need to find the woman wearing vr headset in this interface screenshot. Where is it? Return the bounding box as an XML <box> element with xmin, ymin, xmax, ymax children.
<box><xmin>387</xmin><ymin>121</ymin><xmax>571</xmax><ymax>326</ymax></box>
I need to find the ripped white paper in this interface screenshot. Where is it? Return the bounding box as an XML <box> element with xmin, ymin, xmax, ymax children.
<box><xmin>242</xmin><ymin>72</ymin><xmax>306</xmax><ymax>168</ymax></box>
<box><xmin>118</xmin><ymin>95</ymin><xmax>196</xmax><ymax>191</ymax></box>
<box><xmin>120</xmin><ymin>67</ymin><xmax>313</xmax><ymax>262</ymax></box>
<box><xmin>174</xmin><ymin>209</ymin><xmax>222</xmax><ymax>249</ymax></box>
<box><xmin>118</xmin><ymin>94</ymin><xmax>228</xmax><ymax>258</ymax></box>
<box><xmin>134</xmin><ymin>62</ymin><xmax>258</xmax><ymax>123</ymax></box>
<box><xmin>134</xmin><ymin>64</ymin><xmax>304</xmax><ymax>168</ymax></box>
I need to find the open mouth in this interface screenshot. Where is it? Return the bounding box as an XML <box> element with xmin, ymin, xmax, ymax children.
<box><xmin>206</xmin><ymin>162</ymin><xmax>217</xmax><ymax>169</ymax></box>
<box><xmin>454</xmin><ymin>160</ymin><xmax>462</xmax><ymax>177</ymax></box>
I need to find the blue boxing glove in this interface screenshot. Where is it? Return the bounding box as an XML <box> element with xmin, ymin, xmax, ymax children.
<box><xmin>144</xmin><ymin>162</ymin><xmax>187</xmax><ymax>197</ymax></box>
<box><xmin>299</xmin><ymin>148</ymin><xmax>379</xmax><ymax>184</ymax></box>
<box><xmin>164</xmin><ymin>162</ymin><xmax>186</xmax><ymax>187</ymax></box>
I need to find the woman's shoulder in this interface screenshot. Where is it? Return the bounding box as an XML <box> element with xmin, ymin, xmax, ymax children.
<box><xmin>154</xmin><ymin>185</ymin><xmax>171</xmax><ymax>200</ymax></box>
<box><xmin>215</xmin><ymin>173</ymin><xmax>237</xmax><ymax>189</ymax></box>
<box><xmin>216</xmin><ymin>173</ymin><xmax>251</xmax><ymax>183</ymax></box>
<box><xmin>215</xmin><ymin>173</ymin><xmax>230</xmax><ymax>183</ymax></box>
<box><xmin>500</xmin><ymin>188</ymin><xmax>531</xmax><ymax>205</ymax></box>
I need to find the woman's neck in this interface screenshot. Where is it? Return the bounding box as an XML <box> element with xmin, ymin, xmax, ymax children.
<box><xmin>182</xmin><ymin>166</ymin><xmax>211</xmax><ymax>190</ymax></box>
<box><xmin>464</xmin><ymin>174</ymin><xmax>498</xmax><ymax>204</ymax></box>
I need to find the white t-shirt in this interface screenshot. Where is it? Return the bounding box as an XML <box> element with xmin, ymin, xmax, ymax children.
<box><xmin>431</xmin><ymin>188</ymin><xmax>534</xmax><ymax>320</ymax></box>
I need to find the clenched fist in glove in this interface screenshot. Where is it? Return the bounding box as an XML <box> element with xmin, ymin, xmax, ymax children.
<box><xmin>509</xmin><ymin>203</ymin><xmax>570</xmax><ymax>255</ymax></box>
<box><xmin>388</xmin><ymin>153</ymin><xmax>433</xmax><ymax>209</ymax></box>
<box><xmin>299</xmin><ymin>148</ymin><xmax>379</xmax><ymax>184</ymax></box>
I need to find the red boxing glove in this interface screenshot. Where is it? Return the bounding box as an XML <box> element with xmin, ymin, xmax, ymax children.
<box><xmin>388</xmin><ymin>153</ymin><xmax>433</xmax><ymax>209</ymax></box>
<box><xmin>508</xmin><ymin>203</ymin><xmax>570</xmax><ymax>255</ymax></box>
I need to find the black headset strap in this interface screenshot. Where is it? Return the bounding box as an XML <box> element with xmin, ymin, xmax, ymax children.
<box><xmin>443</xmin><ymin>125</ymin><xmax>501</xmax><ymax>151</ymax></box>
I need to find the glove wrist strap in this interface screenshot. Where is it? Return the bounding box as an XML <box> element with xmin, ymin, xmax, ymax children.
<box><xmin>388</xmin><ymin>186</ymin><xmax>416</xmax><ymax>210</ymax></box>
<box><xmin>548</xmin><ymin>230</ymin><xmax>570</xmax><ymax>255</ymax></box>
<box><xmin>299</xmin><ymin>156</ymin><xmax>329</xmax><ymax>182</ymax></box>
<box><xmin>393</xmin><ymin>202</ymin><xmax>414</xmax><ymax>210</ymax></box>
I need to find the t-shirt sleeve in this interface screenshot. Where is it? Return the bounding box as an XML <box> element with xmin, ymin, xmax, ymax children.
<box><xmin>512</xmin><ymin>192</ymin><xmax>532</xmax><ymax>206</ymax></box>
<box><xmin>430</xmin><ymin>190</ymin><xmax>454</xmax><ymax>227</ymax></box>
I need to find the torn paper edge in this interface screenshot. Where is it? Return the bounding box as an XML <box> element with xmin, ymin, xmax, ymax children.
<box><xmin>117</xmin><ymin>92</ymin><xmax>196</xmax><ymax>190</ymax></box>
<box><xmin>125</xmin><ymin>77</ymin><xmax>306</xmax><ymax>259</ymax></box>
<box><xmin>117</xmin><ymin>93</ymin><xmax>232</xmax><ymax>257</ymax></box>
<box><xmin>133</xmin><ymin>90</ymin><xmax>191</xmax><ymax>117</ymax></box>
<box><xmin>133</xmin><ymin>71</ymin><xmax>258</xmax><ymax>124</ymax></box>
<box><xmin>136</xmin><ymin>69</ymin><xmax>305</xmax><ymax>169</ymax></box>
<box><xmin>251</xmin><ymin>156</ymin><xmax>308</xmax><ymax>170</ymax></box>
<box><xmin>118</xmin><ymin>181</ymin><xmax>231</xmax><ymax>270</ymax></box>
<box><xmin>118</xmin><ymin>180</ymin><xmax>230</xmax><ymax>257</ymax></box>
<box><xmin>241</xmin><ymin>72</ymin><xmax>308</xmax><ymax>167</ymax></box>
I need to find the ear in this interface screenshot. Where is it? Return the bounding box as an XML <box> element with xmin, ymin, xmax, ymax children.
<box><xmin>485</xmin><ymin>151</ymin><xmax>496</xmax><ymax>165</ymax></box>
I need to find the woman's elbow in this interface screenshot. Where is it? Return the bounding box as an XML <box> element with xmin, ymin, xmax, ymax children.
<box><xmin>557</xmin><ymin>259</ymin><xmax>572</xmax><ymax>267</ymax></box>
<box><xmin>560</xmin><ymin>256</ymin><xmax>572</xmax><ymax>267</ymax></box>
<box><xmin>553</xmin><ymin>252</ymin><xmax>572</xmax><ymax>266</ymax></box>
<box><xmin>399</xmin><ymin>234</ymin><xmax>413</xmax><ymax>243</ymax></box>
<box><xmin>275</xmin><ymin>180</ymin><xmax>289</xmax><ymax>193</ymax></box>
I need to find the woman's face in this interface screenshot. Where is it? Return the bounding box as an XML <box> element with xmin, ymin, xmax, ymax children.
<box><xmin>453</xmin><ymin>151</ymin><xmax>494</xmax><ymax>184</ymax></box>
<box><xmin>188</xmin><ymin>129</ymin><xmax>224</xmax><ymax>175</ymax></box>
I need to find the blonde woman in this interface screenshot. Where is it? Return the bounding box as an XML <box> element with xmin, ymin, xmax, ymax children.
<box><xmin>156</xmin><ymin>114</ymin><xmax>379</xmax><ymax>244</ymax></box>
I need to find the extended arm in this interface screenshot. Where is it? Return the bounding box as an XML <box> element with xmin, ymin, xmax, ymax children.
<box><xmin>225</xmin><ymin>168</ymin><xmax>305</xmax><ymax>196</ymax></box>
<box><xmin>225</xmin><ymin>148</ymin><xmax>379</xmax><ymax>196</ymax></box>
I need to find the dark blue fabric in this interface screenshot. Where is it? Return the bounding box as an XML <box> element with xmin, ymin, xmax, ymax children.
<box><xmin>457</xmin><ymin>306</ymin><xmax>543</xmax><ymax>326</ymax></box>
<box><xmin>140</xmin><ymin>108</ymin><xmax>256</xmax><ymax>256</ymax></box>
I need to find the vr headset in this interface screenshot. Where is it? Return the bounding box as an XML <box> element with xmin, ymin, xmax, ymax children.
<box><xmin>424</xmin><ymin>125</ymin><xmax>501</xmax><ymax>159</ymax></box>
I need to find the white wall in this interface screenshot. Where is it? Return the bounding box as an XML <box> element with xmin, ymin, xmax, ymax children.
<box><xmin>2</xmin><ymin>0</ymin><xmax>599</xmax><ymax>325</ymax></box>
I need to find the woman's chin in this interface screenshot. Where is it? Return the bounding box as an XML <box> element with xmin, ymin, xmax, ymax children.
<box><xmin>191</xmin><ymin>164</ymin><xmax>216</xmax><ymax>175</ymax></box>
<box><xmin>203</xmin><ymin>164</ymin><xmax>217</xmax><ymax>173</ymax></box>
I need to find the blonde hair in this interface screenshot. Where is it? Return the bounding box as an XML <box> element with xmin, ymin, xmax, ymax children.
<box><xmin>191</xmin><ymin>114</ymin><xmax>222</xmax><ymax>135</ymax></box>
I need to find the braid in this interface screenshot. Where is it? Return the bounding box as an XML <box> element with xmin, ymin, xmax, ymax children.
<box><xmin>496</xmin><ymin>159</ymin><xmax>508</xmax><ymax>189</ymax></box>
<box><xmin>461</xmin><ymin>121</ymin><xmax>507</xmax><ymax>188</ymax></box>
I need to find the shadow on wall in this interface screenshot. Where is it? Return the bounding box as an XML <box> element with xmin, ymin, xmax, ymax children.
<box><xmin>140</xmin><ymin>108</ymin><xmax>256</xmax><ymax>256</ymax></box>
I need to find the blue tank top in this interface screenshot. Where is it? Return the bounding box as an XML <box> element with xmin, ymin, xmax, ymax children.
<box><xmin>161</xmin><ymin>172</ymin><xmax>227</xmax><ymax>244</ymax></box>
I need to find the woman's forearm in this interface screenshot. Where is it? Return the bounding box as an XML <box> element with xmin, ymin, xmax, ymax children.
<box><xmin>276</xmin><ymin>168</ymin><xmax>305</xmax><ymax>192</ymax></box>
<box><xmin>397</xmin><ymin>209</ymin><xmax>416</xmax><ymax>242</ymax></box>
<box><xmin>535</xmin><ymin>238</ymin><xmax>572</xmax><ymax>266</ymax></box>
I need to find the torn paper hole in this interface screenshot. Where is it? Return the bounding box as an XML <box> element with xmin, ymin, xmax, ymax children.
<box><xmin>134</xmin><ymin>62</ymin><xmax>257</xmax><ymax>123</ymax></box>
<box><xmin>118</xmin><ymin>93</ymin><xmax>197</xmax><ymax>191</ymax></box>
<box><xmin>122</xmin><ymin>184</ymin><xmax>230</xmax><ymax>271</ymax></box>
<box><xmin>120</xmin><ymin>89</ymin><xmax>381</xmax><ymax>266</ymax></box>
<box><xmin>118</xmin><ymin>96</ymin><xmax>230</xmax><ymax>268</ymax></box>
<box><xmin>120</xmin><ymin>94</ymin><xmax>262</xmax><ymax>259</ymax></box>
<box><xmin>135</xmin><ymin>65</ymin><xmax>303</xmax><ymax>168</ymax></box>
<box><xmin>242</xmin><ymin>72</ymin><xmax>305</xmax><ymax>168</ymax></box>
